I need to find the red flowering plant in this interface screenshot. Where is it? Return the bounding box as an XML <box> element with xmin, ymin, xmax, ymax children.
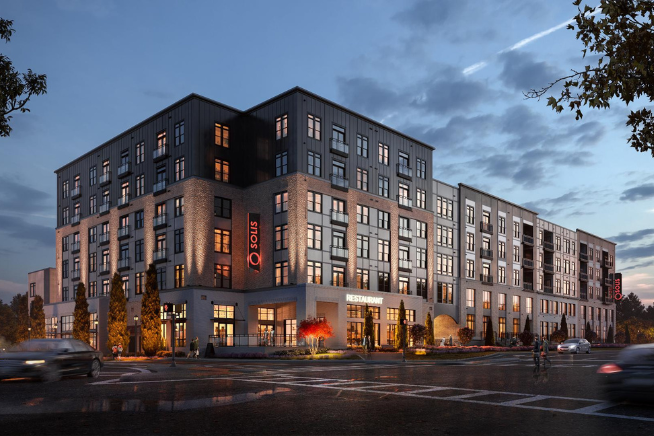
<box><xmin>297</xmin><ymin>317</ymin><xmax>334</xmax><ymax>356</ymax></box>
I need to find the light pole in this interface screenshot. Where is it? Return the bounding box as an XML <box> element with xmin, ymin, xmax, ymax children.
<box><xmin>28</xmin><ymin>327</ymin><xmax>31</xmax><ymax>342</ymax></box>
<box><xmin>94</xmin><ymin>320</ymin><xmax>99</xmax><ymax>349</ymax></box>
<box><xmin>133</xmin><ymin>315</ymin><xmax>139</xmax><ymax>356</ymax></box>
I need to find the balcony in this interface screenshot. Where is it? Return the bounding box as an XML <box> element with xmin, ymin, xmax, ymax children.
<box><xmin>523</xmin><ymin>282</ymin><xmax>534</xmax><ymax>292</ymax></box>
<box><xmin>398</xmin><ymin>227</ymin><xmax>412</xmax><ymax>242</ymax></box>
<box><xmin>71</xmin><ymin>269</ymin><xmax>80</xmax><ymax>281</ymax></box>
<box><xmin>397</xmin><ymin>195</ymin><xmax>412</xmax><ymax>210</ymax></box>
<box><xmin>153</xmin><ymin>214</ymin><xmax>167</xmax><ymax>230</ymax></box>
<box><xmin>117</xmin><ymin>162</ymin><xmax>131</xmax><ymax>178</ymax></box>
<box><xmin>71</xmin><ymin>241</ymin><xmax>80</xmax><ymax>254</ymax></box>
<box><xmin>117</xmin><ymin>195</ymin><xmax>129</xmax><ymax>209</ymax></box>
<box><xmin>480</xmin><ymin>222</ymin><xmax>493</xmax><ymax>235</ymax></box>
<box><xmin>330</xmin><ymin>209</ymin><xmax>349</xmax><ymax>226</ymax></box>
<box><xmin>602</xmin><ymin>258</ymin><xmax>614</xmax><ymax>268</ymax></box>
<box><xmin>480</xmin><ymin>248</ymin><xmax>493</xmax><ymax>260</ymax></box>
<box><xmin>329</xmin><ymin>138</ymin><xmax>349</xmax><ymax>157</ymax></box>
<box><xmin>399</xmin><ymin>259</ymin><xmax>412</xmax><ymax>272</ymax></box>
<box><xmin>153</xmin><ymin>249</ymin><xmax>167</xmax><ymax>264</ymax></box>
<box><xmin>580</xmin><ymin>272</ymin><xmax>588</xmax><ymax>281</ymax></box>
<box><xmin>399</xmin><ymin>288</ymin><xmax>412</xmax><ymax>295</ymax></box>
<box><xmin>118</xmin><ymin>225</ymin><xmax>130</xmax><ymax>240</ymax></box>
<box><xmin>480</xmin><ymin>274</ymin><xmax>494</xmax><ymax>285</ymax></box>
<box><xmin>522</xmin><ymin>258</ymin><xmax>534</xmax><ymax>269</ymax></box>
<box><xmin>543</xmin><ymin>263</ymin><xmax>554</xmax><ymax>273</ymax></box>
<box><xmin>153</xmin><ymin>145</ymin><xmax>169</xmax><ymax>162</ymax></box>
<box><xmin>99</xmin><ymin>232</ymin><xmax>110</xmax><ymax>246</ymax></box>
<box><xmin>70</xmin><ymin>186</ymin><xmax>81</xmax><ymax>199</ymax></box>
<box><xmin>522</xmin><ymin>235</ymin><xmax>534</xmax><ymax>245</ymax></box>
<box><xmin>604</xmin><ymin>277</ymin><xmax>612</xmax><ymax>286</ymax></box>
<box><xmin>99</xmin><ymin>202</ymin><xmax>110</xmax><ymax>215</ymax></box>
<box><xmin>118</xmin><ymin>257</ymin><xmax>130</xmax><ymax>272</ymax></box>
<box><xmin>580</xmin><ymin>291</ymin><xmax>588</xmax><ymax>301</ymax></box>
<box><xmin>543</xmin><ymin>241</ymin><xmax>554</xmax><ymax>252</ymax></box>
<box><xmin>330</xmin><ymin>246</ymin><xmax>349</xmax><ymax>262</ymax></box>
<box><xmin>71</xmin><ymin>214</ymin><xmax>80</xmax><ymax>226</ymax></box>
<box><xmin>544</xmin><ymin>285</ymin><xmax>553</xmax><ymax>294</ymax></box>
<box><xmin>396</xmin><ymin>164</ymin><xmax>412</xmax><ymax>180</ymax></box>
<box><xmin>153</xmin><ymin>179</ymin><xmax>167</xmax><ymax>195</ymax></box>
<box><xmin>99</xmin><ymin>172</ymin><xmax>111</xmax><ymax>186</ymax></box>
<box><xmin>99</xmin><ymin>263</ymin><xmax>111</xmax><ymax>275</ymax></box>
<box><xmin>579</xmin><ymin>252</ymin><xmax>588</xmax><ymax>262</ymax></box>
<box><xmin>330</xmin><ymin>174</ymin><xmax>348</xmax><ymax>192</ymax></box>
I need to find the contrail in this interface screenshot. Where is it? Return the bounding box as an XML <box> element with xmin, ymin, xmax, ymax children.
<box><xmin>463</xmin><ymin>6</ymin><xmax>602</xmax><ymax>76</ymax></box>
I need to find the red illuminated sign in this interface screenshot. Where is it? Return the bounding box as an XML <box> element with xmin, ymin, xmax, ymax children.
<box><xmin>614</xmin><ymin>273</ymin><xmax>622</xmax><ymax>300</ymax></box>
<box><xmin>248</xmin><ymin>213</ymin><xmax>261</xmax><ymax>272</ymax></box>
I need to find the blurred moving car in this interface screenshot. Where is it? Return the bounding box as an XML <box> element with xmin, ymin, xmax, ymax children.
<box><xmin>557</xmin><ymin>338</ymin><xmax>591</xmax><ymax>354</ymax></box>
<box><xmin>598</xmin><ymin>344</ymin><xmax>654</xmax><ymax>402</ymax></box>
<box><xmin>0</xmin><ymin>339</ymin><xmax>103</xmax><ymax>382</ymax></box>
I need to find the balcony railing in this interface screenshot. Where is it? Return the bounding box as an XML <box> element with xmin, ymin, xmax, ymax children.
<box><xmin>153</xmin><ymin>179</ymin><xmax>167</xmax><ymax>194</ymax></box>
<box><xmin>480</xmin><ymin>248</ymin><xmax>493</xmax><ymax>259</ymax></box>
<box><xmin>71</xmin><ymin>269</ymin><xmax>80</xmax><ymax>280</ymax></box>
<box><xmin>480</xmin><ymin>222</ymin><xmax>493</xmax><ymax>234</ymax></box>
<box><xmin>99</xmin><ymin>202</ymin><xmax>110</xmax><ymax>214</ymax></box>
<box><xmin>603</xmin><ymin>258</ymin><xmax>614</xmax><ymax>268</ymax></box>
<box><xmin>71</xmin><ymin>214</ymin><xmax>80</xmax><ymax>225</ymax></box>
<box><xmin>544</xmin><ymin>286</ymin><xmax>553</xmax><ymax>294</ymax></box>
<box><xmin>397</xmin><ymin>195</ymin><xmax>412</xmax><ymax>209</ymax></box>
<box><xmin>330</xmin><ymin>209</ymin><xmax>349</xmax><ymax>226</ymax></box>
<box><xmin>117</xmin><ymin>162</ymin><xmax>131</xmax><ymax>177</ymax></box>
<box><xmin>543</xmin><ymin>263</ymin><xmax>554</xmax><ymax>273</ymax></box>
<box><xmin>99</xmin><ymin>172</ymin><xmax>111</xmax><ymax>186</ymax></box>
<box><xmin>522</xmin><ymin>235</ymin><xmax>534</xmax><ymax>245</ymax></box>
<box><xmin>153</xmin><ymin>249</ymin><xmax>167</xmax><ymax>263</ymax></box>
<box><xmin>480</xmin><ymin>274</ymin><xmax>494</xmax><ymax>285</ymax></box>
<box><xmin>153</xmin><ymin>213</ymin><xmax>167</xmax><ymax>229</ymax></box>
<box><xmin>330</xmin><ymin>246</ymin><xmax>349</xmax><ymax>261</ymax></box>
<box><xmin>523</xmin><ymin>282</ymin><xmax>534</xmax><ymax>291</ymax></box>
<box><xmin>118</xmin><ymin>225</ymin><xmax>130</xmax><ymax>239</ymax></box>
<box><xmin>118</xmin><ymin>195</ymin><xmax>129</xmax><ymax>207</ymax></box>
<box><xmin>604</xmin><ymin>278</ymin><xmax>612</xmax><ymax>286</ymax></box>
<box><xmin>580</xmin><ymin>272</ymin><xmax>588</xmax><ymax>281</ymax></box>
<box><xmin>118</xmin><ymin>257</ymin><xmax>130</xmax><ymax>271</ymax></box>
<box><xmin>329</xmin><ymin>138</ymin><xmax>349</xmax><ymax>157</ymax></box>
<box><xmin>399</xmin><ymin>259</ymin><xmax>412</xmax><ymax>272</ymax></box>
<box><xmin>330</xmin><ymin>174</ymin><xmax>348</xmax><ymax>191</ymax></box>
<box><xmin>399</xmin><ymin>288</ymin><xmax>412</xmax><ymax>295</ymax></box>
<box><xmin>522</xmin><ymin>258</ymin><xmax>534</xmax><ymax>268</ymax></box>
<box><xmin>70</xmin><ymin>186</ymin><xmax>81</xmax><ymax>199</ymax></box>
<box><xmin>99</xmin><ymin>232</ymin><xmax>110</xmax><ymax>245</ymax></box>
<box><xmin>329</xmin><ymin>280</ymin><xmax>348</xmax><ymax>288</ymax></box>
<box><xmin>398</xmin><ymin>227</ymin><xmax>412</xmax><ymax>241</ymax></box>
<box><xmin>543</xmin><ymin>241</ymin><xmax>554</xmax><ymax>251</ymax></box>
<box><xmin>579</xmin><ymin>252</ymin><xmax>588</xmax><ymax>262</ymax></box>
<box><xmin>71</xmin><ymin>241</ymin><xmax>80</xmax><ymax>253</ymax></box>
<box><xmin>396</xmin><ymin>164</ymin><xmax>412</xmax><ymax>179</ymax></box>
<box><xmin>99</xmin><ymin>263</ymin><xmax>111</xmax><ymax>275</ymax></box>
<box><xmin>153</xmin><ymin>145</ymin><xmax>169</xmax><ymax>161</ymax></box>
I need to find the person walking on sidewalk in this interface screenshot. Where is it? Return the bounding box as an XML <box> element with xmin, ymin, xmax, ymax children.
<box><xmin>188</xmin><ymin>338</ymin><xmax>196</xmax><ymax>359</ymax></box>
<box><xmin>532</xmin><ymin>335</ymin><xmax>540</xmax><ymax>367</ymax></box>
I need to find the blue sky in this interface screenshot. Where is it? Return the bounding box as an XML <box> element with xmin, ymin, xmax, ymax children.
<box><xmin>1</xmin><ymin>0</ymin><xmax>653</xmax><ymax>305</ymax></box>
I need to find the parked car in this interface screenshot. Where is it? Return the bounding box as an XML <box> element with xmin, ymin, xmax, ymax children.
<box><xmin>557</xmin><ymin>338</ymin><xmax>591</xmax><ymax>354</ymax></box>
<box><xmin>598</xmin><ymin>344</ymin><xmax>654</xmax><ymax>402</ymax></box>
<box><xmin>0</xmin><ymin>339</ymin><xmax>103</xmax><ymax>382</ymax></box>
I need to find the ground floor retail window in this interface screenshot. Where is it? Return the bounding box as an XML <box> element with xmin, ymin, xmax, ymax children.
<box><xmin>175</xmin><ymin>321</ymin><xmax>186</xmax><ymax>347</ymax></box>
<box><xmin>213</xmin><ymin>322</ymin><xmax>234</xmax><ymax>346</ymax></box>
<box><xmin>466</xmin><ymin>314</ymin><xmax>475</xmax><ymax>331</ymax></box>
<box><xmin>513</xmin><ymin>318</ymin><xmax>520</xmax><ymax>337</ymax></box>
<box><xmin>347</xmin><ymin>321</ymin><xmax>362</xmax><ymax>347</ymax></box>
<box><xmin>284</xmin><ymin>319</ymin><xmax>297</xmax><ymax>346</ymax></box>
<box><xmin>386</xmin><ymin>324</ymin><xmax>396</xmax><ymax>347</ymax></box>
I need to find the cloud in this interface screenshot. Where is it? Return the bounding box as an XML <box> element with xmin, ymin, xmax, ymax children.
<box><xmin>620</xmin><ymin>183</ymin><xmax>654</xmax><ymax>202</ymax></box>
<box><xmin>498</xmin><ymin>51</ymin><xmax>564</xmax><ymax>93</ymax></box>
<box><xmin>608</xmin><ymin>229</ymin><xmax>654</xmax><ymax>245</ymax></box>
<box><xmin>411</xmin><ymin>75</ymin><xmax>497</xmax><ymax>116</ymax></box>
<box><xmin>0</xmin><ymin>176</ymin><xmax>53</xmax><ymax>214</ymax></box>
<box><xmin>393</xmin><ymin>0</ymin><xmax>467</xmax><ymax>30</ymax></box>
<box><xmin>0</xmin><ymin>279</ymin><xmax>26</xmax><ymax>304</ymax></box>
<box><xmin>0</xmin><ymin>215</ymin><xmax>54</xmax><ymax>247</ymax></box>
<box><xmin>336</xmin><ymin>77</ymin><xmax>405</xmax><ymax>120</ymax></box>
<box><xmin>617</xmin><ymin>242</ymin><xmax>654</xmax><ymax>262</ymax></box>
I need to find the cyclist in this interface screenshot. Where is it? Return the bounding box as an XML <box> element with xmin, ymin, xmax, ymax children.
<box><xmin>532</xmin><ymin>334</ymin><xmax>541</xmax><ymax>367</ymax></box>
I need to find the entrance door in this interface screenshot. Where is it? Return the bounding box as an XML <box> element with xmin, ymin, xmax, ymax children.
<box><xmin>284</xmin><ymin>319</ymin><xmax>297</xmax><ymax>346</ymax></box>
<box><xmin>213</xmin><ymin>322</ymin><xmax>233</xmax><ymax>346</ymax></box>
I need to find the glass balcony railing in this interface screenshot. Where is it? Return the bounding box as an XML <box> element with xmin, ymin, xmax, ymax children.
<box><xmin>329</xmin><ymin>138</ymin><xmax>349</xmax><ymax>156</ymax></box>
<box><xmin>330</xmin><ymin>209</ymin><xmax>349</xmax><ymax>225</ymax></box>
<box><xmin>397</xmin><ymin>196</ymin><xmax>412</xmax><ymax>208</ymax></box>
<box><xmin>330</xmin><ymin>174</ymin><xmax>348</xmax><ymax>190</ymax></box>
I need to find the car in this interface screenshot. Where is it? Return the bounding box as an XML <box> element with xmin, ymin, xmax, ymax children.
<box><xmin>598</xmin><ymin>344</ymin><xmax>654</xmax><ymax>402</ymax></box>
<box><xmin>0</xmin><ymin>338</ymin><xmax>103</xmax><ymax>382</ymax></box>
<box><xmin>557</xmin><ymin>338</ymin><xmax>591</xmax><ymax>354</ymax></box>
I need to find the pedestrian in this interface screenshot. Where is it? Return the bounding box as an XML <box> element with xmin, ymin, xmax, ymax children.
<box><xmin>532</xmin><ymin>335</ymin><xmax>540</xmax><ymax>367</ymax></box>
<box><xmin>194</xmin><ymin>337</ymin><xmax>200</xmax><ymax>359</ymax></box>
<box><xmin>448</xmin><ymin>335</ymin><xmax>453</xmax><ymax>346</ymax></box>
<box><xmin>112</xmin><ymin>345</ymin><xmax>117</xmax><ymax>360</ymax></box>
<box><xmin>188</xmin><ymin>337</ymin><xmax>196</xmax><ymax>359</ymax></box>
<box><xmin>541</xmin><ymin>336</ymin><xmax>550</xmax><ymax>367</ymax></box>
<box><xmin>117</xmin><ymin>344</ymin><xmax>123</xmax><ymax>361</ymax></box>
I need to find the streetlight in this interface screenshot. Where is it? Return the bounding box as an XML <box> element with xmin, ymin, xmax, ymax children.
<box><xmin>133</xmin><ymin>315</ymin><xmax>139</xmax><ymax>356</ymax></box>
<box><xmin>28</xmin><ymin>327</ymin><xmax>31</xmax><ymax>342</ymax></box>
<box><xmin>94</xmin><ymin>320</ymin><xmax>99</xmax><ymax>349</ymax></box>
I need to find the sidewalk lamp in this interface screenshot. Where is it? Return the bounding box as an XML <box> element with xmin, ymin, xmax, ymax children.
<box><xmin>94</xmin><ymin>320</ymin><xmax>99</xmax><ymax>350</ymax></box>
<box><xmin>28</xmin><ymin>327</ymin><xmax>31</xmax><ymax>341</ymax></box>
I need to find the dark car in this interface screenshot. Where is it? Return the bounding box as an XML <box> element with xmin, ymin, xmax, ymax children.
<box><xmin>598</xmin><ymin>344</ymin><xmax>654</xmax><ymax>402</ymax></box>
<box><xmin>0</xmin><ymin>339</ymin><xmax>103</xmax><ymax>382</ymax></box>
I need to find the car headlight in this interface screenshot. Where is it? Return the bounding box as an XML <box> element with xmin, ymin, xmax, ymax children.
<box><xmin>25</xmin><ymin>360</ymin><xmax>46</xmax><ymax>365</ymax></box>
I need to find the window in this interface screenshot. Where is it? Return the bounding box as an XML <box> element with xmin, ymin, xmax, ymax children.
<box><xmin>308</xmin><ymin>114</ymin><xmax>321</xmax><ymax>140</ymax></box>
<box><xmin>513</xmin><ymin>221</ymin><xmax>520</xmax><ymax>238</ymax></box>
<box><xmin>356</xmin><ymin>168</ymin><xmax>368</xmax><ymax>191</ymax></box>
<box><xmin>132</xmin><ymin>174</ymin><xmax>143</xmax><ymax>197</ymax></box>
<box><xmin>513</xmin><ymin>246</ymin><xmax>520</xmax><ymax>263</ymax></box>
<box><xmin>62</xmin><ymin>259</ymin><xmax>68</xmax><ymax>279</ymax></box>
<box><xmin>513</xmin><ymin>270</ymin><xmax>520</xmax><ymax>286</ymax></box>
<box><xmin>417</xmin><ymin>278</ymin><xmax>427</xmax><ymax>299</ymax></box>
<box><xmin>357</xmin><ymin>134</ymin><xmax>368</xmax><ymax>157</ymax></box>
<box><xmin>307</xmin><ymin>191</ymin><xmax>322</xmax><ymax>213</ymax></box>
<box><xmin>416</xmin><ymin>188</ymin><xmax>426</xmax><ymax>209</ymax></box>
<box><xmin>135</xmin><ymin>239</ymin><xmax>144</xmax><ymax>263</ymax></box>
<box><xmin>88</xmin><ymin>226</ymin><xmax>96</xmax><ymax>243</ymax></box>
<box><xmin>275</xmin><ymin>261</ymin><xmax>288</xmax><ymax>286</ymax></box>
<box><xmin>157</xmin><ymin>131</ymin><xmax>167</xmax><ymax>149</ymax></box>
<box><xmin>556</xmin><ymin>236</ymin><xmax>561</xmax><ymax>251</ymax></box>
<box><xmin>62</xmin><ymin>235</ymin><xmax>69</xmax><ymax>252</ymax></box>
<box><xmin>135</xmin><ymin>272</ymin><xmax>144</xmax><ymax>295</ymax></box>
<box><xmin>62</xmin><ymin>180</ymin><xmax>69</xmax><ymax>199</ymax></box>
<box><xmin>526</xmin><ymin>297</ymin><xmax>533</xmax><ymax>314</ymax></box>
<box><xmin>89</xmin><ymin>253</ymin><xmax>96</xmax><ymax>272</ymax></box>
<box><xmin>437</xmin><ymin>282</ymin><xmax>453</xmax><ymax>304</ymax></box>
<box><xmin>466</xmin><ymin>288</ymin><xmax>475</xmax><ymax>307</ymax></box>
<box><xmin>498</xmin><ymin>293</ymin><xmax>506</xmax><ymax>311</ymax></box>
<box><xmin>467</xmin><ymin>314</ymin><xmax>475</xmax><ymax>331</ymax></box>
<box><xmin>466</xmin><ymin>205</ymin><xmax>474</xmax><ymax>225</ymax></box>
<box><xmin>274</xmin><ymin>192</ymin><xmax>288</xmax><ymax>213</ymax></box>
<box><xmin>307</xmin><ymin>151</ymin><xmax>321</xmax><ymax>176</ymax></box>
<box><xmin>275</xmin><ymin>114</ymin><xmax>288</xmax><ymax>140</ymax></box>
<box><xmin>135</xmin><ymin>210</ymin><xmax>144</xmax><ymax>229</ymax></box>
<box><xmin>378</xmin><ymin>176</ymin><xmax>389</xmax><ymax>197</ymax></box>
<box><xmin>276</xmin><ymin>151</ymin><xmax>288</xmax><ymax>176</ymax></box>
<box><xmin>466</xmin><ymin>259</ymin><xmax>475</xmax><ymax>278</ymax></box>
<box><xmin>378</xmin><ymin>272</ymin><xmax>390</xmax><ymax>292</ymax></box>
<box><xmin>214</xmin><ymin>264</ymin><xmax>231</xmax><ymax>289</ymax></box>
<box><xmin>275</xmin><ymin>224</ymin><xmax>289</xmax><ymax>250</ymax></box>
<box><xmin>307</xmin><ymin>261</ymin><xmax>322</xmax><ymax>284</ymax></box>
<box><xmin>62</xmin><ymin>207</ymin><xmax>69</xmax><ymax>225</ymax></box>
<box><xmin>89</xmin><ymin>166</ymin><xmax>97</xmax><ymax>186</ymax></box>
<box><xmin>498</xmin><ymin>241</ymin><xmax>506</xmax><ymax>259</ymax></box>
<box><xmin>331</xmin><ymin>266</ymin><xmax>345</xmax><ymax>287</ymax></box>
<box><xmin>174</xmin><ymin>157</ymin><xmax>185</xmax><ymax>181</ymax></box>
<box><xmin>357</xmin><ymin>235</ymin><xmax>369</xmax><ymax>258</ymax></box>
<box><xmin>378</xmin><ymin>210</ymin><xmax>390</xmax><ymax>229</ymax></box>
<box><xmin>378</xmin><ymin>143</ymin><xmax>389</xmax><ymax>165</ymax></box>
<box><xmin>88</xmin><ymin>282</ymin><xmax>97</xmax><ymax>298</ymax></box>
<box><xmin>102</xmin><ymin>279</ymin><xmax>110</xmax><ymax>296</ymax></box>
<box><xmin>214</xmin><ymin>123</ymin><xmax>229</xmax><ymax>147</ymax></box>
<box><xmin>174</xmin><ymin>121</ymin><xmax>185</xmax><ymax>146</ymax></box>
<box><xmin>437</xmin><ymin>196</ymin><xmax>453</xmax><ymax>219</ymax></box>
<box><xmin>466</xmin><ymin>232</ymin><xmax>475</xmax><ymax>251</ymax></box>
<box><xmin>416</xmin><ymin>158</ymin><xmax>426</xmax><ymax>179</ymax></box>
<box><xmin>214</xmin><ymin>196</ymin><xmax>232</xmax><ymax>218</ymax></box>
<box><xmin>437</xmin><ymin>254</ymin><xmax>453</xmax><ymax>276</ymax></box>
<box><xmin>307</xmin><ymin>224</ymin><xmax>322</xmax><ymax>250</ymax></box>
<box><xmin>356</xmin><ymin>205</ymin><xmax>369</xmax><ymax>224</ymax></box>
<box><xmin>498</xmin><ymin>216</ymin><xmax>506</xmax><ymax>234</ymax></box>
<box><xmin>214</xmin><ymin>159</ymin><xmax>230</xmax><ymax>183</ymax></box>
<box><xmin>88</xmin><ymin>195</ymin><xmax>96</xmax><ymax>215</ymax></box>
<box><xmin>356</xmin><ymin>269</ymin><xmax>369</xmax><ymax>290</ymax></box>
<box><xmin>398</xmin><ymin>183</ymin><xmax>410</xmax><ymax>203</ymax></box>
<box><xmin>483</xmin><ymin>291</ymin><xmax>491</xmax><ymax>309</ymax></box>
<box><xmin>378</xmin><ymin>240</ymin><xmax>390</xmax><ymax>262</ymax></box>
<box><xmin>498</xmin><ymin>266</ymin><xmax>505</xmax><ymax>284</ymax></box>
<box><xmin>416</xmin><ymin>221</ymin><xmax>427</xmax><ymax>239</ymax></box>
<box><xmin>174</xmin><ymin>229</ymin><xmax>184</xmax><ymax>253</ymax></box>
<box><xmin>555</xmin><ymin>257</ymin><xmax>561</xmax><ymax>272</ymax></box>
<box><xmin>437</xmin><ymin>225</ymin><xmax>453</xmax><ymax>247</ymax></box>
<box><xmin>174</xmin><ymin>265</ymin><xmax>185</xmax><ymax>288</ymax></box>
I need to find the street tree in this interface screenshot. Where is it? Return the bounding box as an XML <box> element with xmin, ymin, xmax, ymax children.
<box><xmin>409</xmin><ymin>324</ymin><xmax>427</xmax><ymax>346</ymax></box>
<box><xmin>11</xmin><ymin>293</ymin><xmax>29</xmax><ymax>342</ymax></box>
<box><xmin>607</xmin><ymin>324</ymin><xmax>614</xmax><ymax>343</ymax></box>
<box><xmin>29</xmin><ymin>295</ymin><xmax>45</xmax><ymax>339</ymax></box>
<box><xmin>297</xmin><ymin>317</ymin><xmax>333</xmax><ymax>356</ymax></box>
<box><xmin>560</xmin><ymin>314</ymin><xmax>568</xmax><ymax>340</ymax></box>
<box><xmin>526</xmin><ymin>1</ymin><xmax>654</xmax><ymax>157</ymax></box>
<box><xmin>0</xmin><ymin>18</ymin><xmax>47</xmax><ymax>137</ymax></box>
<box><xmin>141</xmin><ymin>264</ymin><xmax>161</xmax><ymax>356</ymax></box>
<box><xmin>107</xmin><ymin>273</ymin><xmax>129</xmax><ymax>351</ymax></box>
<box><xmin>0</xmin><ymin>299</ymin><xmax>17</xmax><ymax>343</ymax></box>
<box><xmin>395</xmin><ymin>300</ymin><xmax>407</xmax><ymax>349</ymax></box>
<box><xmin>625</xmin><ymin>324</ymin><xmax>631</xmax><ymax>343</ymax></box>
<box><xmin>73</xmin><ymin>282</ymin><xmax>90</xmax><ymax>344</ymax></box>
<box><xmin>484</xmin><ymin>319</ymin><xmax>495</xmax><ymax>346</ymax></box>
<box><xmin>457</xmin><ymin>327</ymin><xmax>474</xmax><ymax>346</ymax></box>
<box><xmin>616</xmin><ymin>292</ymin><xmax>646</xmax><ymax>321</ymax></box>
<box><xmin>524</xmin><ymin>315</ymin><xmax>531</xmax><ymax>332</ymax></box>
<box><xmin>424</xmin><ymin>312</ymin><xmax>435</xmax><ymax>346</ymax></box>
<box><xmin>363</xmin><ymin>304</ymin><xmax>374</xmax><ymax>350</ymax></box>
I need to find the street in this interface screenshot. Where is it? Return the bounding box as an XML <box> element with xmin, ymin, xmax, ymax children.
<box><xmin>1</xmin><ymin>350</ymin><xmax>653</xmax><ymax>435</ymax></box>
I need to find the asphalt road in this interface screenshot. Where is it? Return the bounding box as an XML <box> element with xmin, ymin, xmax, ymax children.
<box><xmin>1</xmin><ymin>350</ymin><xmax>653</xmax><ymax>435</ymax></box>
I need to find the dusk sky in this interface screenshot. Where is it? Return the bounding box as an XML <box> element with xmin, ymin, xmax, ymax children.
<box><xmin>1</xmin><ymin>0</ymin><xmax>653</xmax><ymax>305</ymax></box>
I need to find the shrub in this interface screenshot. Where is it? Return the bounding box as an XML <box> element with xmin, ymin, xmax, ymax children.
<box><xmin>484</xmin><ymin>319</ymin><xmax>495</xmax><ymax>346</ymax></box>
<box><xmin>614</xmin><ymin>331</ymin><xmax>626</xmax><ymax>343</ymax></box>
<box><xmin>607</xmin><ymin>325</ymin><xmax>614</xmax><ymax>343</ymax></box>
<box><xmin>156</xmin><ymin>350</ymin><xmax>172</xmax><ymax>357</ymax></box>
<box><xmin>550</xmin><ymin>329</ymin><xmax>566</xmax><ymax>343</ymax></box>
<box><xmin>518</xmin><ymin>330</ymin><xmax>534</xmax><ymax>347</ymax></box>
<box><xmin>457</xmin><ymin>327</ymin><xmax>474</xmax><ymax>345</ymax></box>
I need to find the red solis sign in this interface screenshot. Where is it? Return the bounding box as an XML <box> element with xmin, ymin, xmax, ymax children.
<box><xmin>248</xmin><ymin>213</ymin><xmax>261</xmax><ymax>272</ymax></box>
<box><xmin>613</xmin><ymin>273</ymin><xmax>622</xmax><ymax>300</ymax></box>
